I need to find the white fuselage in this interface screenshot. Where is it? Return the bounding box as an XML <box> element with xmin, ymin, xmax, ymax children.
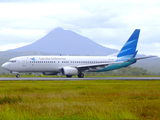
<box><xmin>2</xmin><ymin>56</ymin><xmax>117</xmax><ymax>73</ymax></box>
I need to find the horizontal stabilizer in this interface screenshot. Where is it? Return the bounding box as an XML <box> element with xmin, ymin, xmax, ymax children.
<box><xmin>135</xmin><ymin>56</ymin><xmax>156</xmax><ymax>60</ymax></box>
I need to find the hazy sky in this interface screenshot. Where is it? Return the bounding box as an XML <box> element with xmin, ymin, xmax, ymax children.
<box><xmin>0</xmin><ymin>0</ymin><xmax>160</xmax><ymax>56</ymax></box>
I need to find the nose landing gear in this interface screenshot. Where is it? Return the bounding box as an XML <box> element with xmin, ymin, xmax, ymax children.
<box><xmin>16</xmin><ymin>74</ymin><xmax>20</xmax><ymax>78</ymax></box>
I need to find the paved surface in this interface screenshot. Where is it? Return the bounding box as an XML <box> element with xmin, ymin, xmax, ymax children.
<box><xmin>0</xmin><ymin>77</ymin><xmax>160</xmax><ymax>80</ymax></box>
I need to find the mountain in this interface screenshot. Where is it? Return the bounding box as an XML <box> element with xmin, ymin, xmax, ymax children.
<box><xmin>9</xmin><ymin>27</ymin><xmax>118</xmax><ymax>56</ymax></box>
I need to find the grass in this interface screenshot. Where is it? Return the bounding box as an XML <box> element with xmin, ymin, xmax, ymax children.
<box><xmin>0</xmin><ymin>80</ymin><xmax>159</xmax><ymax>119</ymax></box>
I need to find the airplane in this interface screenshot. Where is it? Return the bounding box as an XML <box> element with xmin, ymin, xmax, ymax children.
<box><xmin>1</xmin><ymin>29</ymin><xmax>154</xmax><ymax>78</ymax></box>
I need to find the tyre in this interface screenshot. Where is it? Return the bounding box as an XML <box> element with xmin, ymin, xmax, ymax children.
<box><xmin>66</xmin><ymin>75</ymin><xmax>72</xmax><ymax>78</ymax></box>
<box><xmin>78</xmin><ymin>73</ymin><xmax>84</xmax><ymax>78</ymax></box>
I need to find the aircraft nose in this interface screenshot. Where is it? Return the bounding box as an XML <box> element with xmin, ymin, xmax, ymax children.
<box><xmin>2</xmin><ymin>63</ymin><xmax>9</xmax><ymax>70</ymax></box>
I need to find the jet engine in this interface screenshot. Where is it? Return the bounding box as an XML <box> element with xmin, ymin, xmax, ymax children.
<box><xmin>61</xmin><ymin>67</ymin><xmax>78</xmax><ymax>75</ymax></box>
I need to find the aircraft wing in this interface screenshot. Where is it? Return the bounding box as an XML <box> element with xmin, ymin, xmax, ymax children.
<box><xmin>76</xmin><ymin>62</ymin><xmax>123</xmax><ymax>71</ymax></box>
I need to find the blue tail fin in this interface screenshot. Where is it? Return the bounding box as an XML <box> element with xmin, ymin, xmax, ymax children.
<box><xmin>117</xmin><ymin>29</ymin><xmax>140</xmax><ymax>59</ymax></box>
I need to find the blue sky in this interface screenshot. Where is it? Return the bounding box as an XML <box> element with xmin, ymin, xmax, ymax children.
<box><xmin>0</xmin><ymin>0</ymin><xmax>160</xmax><ymax>56</ymax></box>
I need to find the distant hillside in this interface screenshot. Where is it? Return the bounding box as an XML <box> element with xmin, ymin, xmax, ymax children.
<box><xmin>9</xmin><ymin>27</ymin><xmax>118</xmax><ymax>56</ymax></box>
<box><xmin>132</xmin><ymin>57</ymin><xmax>160</xmax><ymax>74</ymax></box>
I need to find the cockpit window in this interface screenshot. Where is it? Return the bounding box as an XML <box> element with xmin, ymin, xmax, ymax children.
<box><xmin>9</xmin><ymin>60</ymin><xmax>16</xmax><ymax>63</ymax></box>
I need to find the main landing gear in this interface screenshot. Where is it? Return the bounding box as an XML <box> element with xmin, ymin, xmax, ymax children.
<box><xmin>78</xmin><ymin>72</ymin><xmax>84</xmax><ymax>78</ymax></box>
<box><xmin>65</xmin><ymin>73</ymin><xmax>84</xmax><ymax>78</ymax></box>
<box><xmin>16</xmin><ymin>74</ymin><xmax>20</xmax><ymax>78</ymax></box>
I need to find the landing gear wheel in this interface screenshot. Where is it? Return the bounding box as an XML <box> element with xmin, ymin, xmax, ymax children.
<box><xmin>78</xmin><ymin>73</ymin><xmax>84</xmax><ymax>78</ymax></box>
<box><xmin>16</xmin><ymin>74</ymin><xmax>20</xmax><ymax>78</ymax></box>
<box><xmin>66</xmin><ymin>75</ymin><xmax>72</xmax><ymax>78</ymax></box>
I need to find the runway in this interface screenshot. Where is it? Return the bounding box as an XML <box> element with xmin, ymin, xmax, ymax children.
<box><xmin>0</xmin><ymin>77</ymin><xmax>160</xmax><ymax>81</ymax></box>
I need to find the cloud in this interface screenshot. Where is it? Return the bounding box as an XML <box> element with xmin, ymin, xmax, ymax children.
<box><xmin>0</xmin><ymin>28</ymin><xmax>46</xmax><ymax>45</ymax></box>
<box><xmin>0</xmin><ymin>0</ymin><xmax>160</xmax><ymax>56</ymax></box>
<box><xmin>0</xmin><ymin>43</ymin><xmax>30</xmax><ymax>51</ymax></box>
<box><xmin>0</xmin><ymin>0</ymin><xmax>53</xmax><ymax>3</ymax></box>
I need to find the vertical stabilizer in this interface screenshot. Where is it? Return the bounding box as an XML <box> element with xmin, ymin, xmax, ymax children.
<box><xmin>117</xmin><ymin>29</ymin><xmax>140</xmax><ymax>58</ymax></box>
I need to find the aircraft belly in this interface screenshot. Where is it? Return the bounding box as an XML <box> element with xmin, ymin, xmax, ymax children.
<box><xmin>26</xmin><ymin>64</ymin><xmax>59</xmax><ymax>72</ymax></box>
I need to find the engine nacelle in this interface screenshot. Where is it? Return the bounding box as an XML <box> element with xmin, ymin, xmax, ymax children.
<box><xmin>42</xmin><ymin>72</ymin><xmax>58</xmax><ymax>75</ymax></box>
<box><xmin>61</xmin><ymin>67</ymin><xmax>78</xmax><ymax>75</ymax></box>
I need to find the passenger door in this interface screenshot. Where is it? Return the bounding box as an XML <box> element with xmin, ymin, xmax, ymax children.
<box><xmin>22</xmin><ymin>59</ymin><xmax>27</xmax><ymax>67</ymax></box>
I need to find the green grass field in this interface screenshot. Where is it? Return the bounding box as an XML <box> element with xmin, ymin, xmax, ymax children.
<box><xmin>0</xmin><ymin>80</ymin><xmax>159</xmax><ymax>120</ymax></box>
